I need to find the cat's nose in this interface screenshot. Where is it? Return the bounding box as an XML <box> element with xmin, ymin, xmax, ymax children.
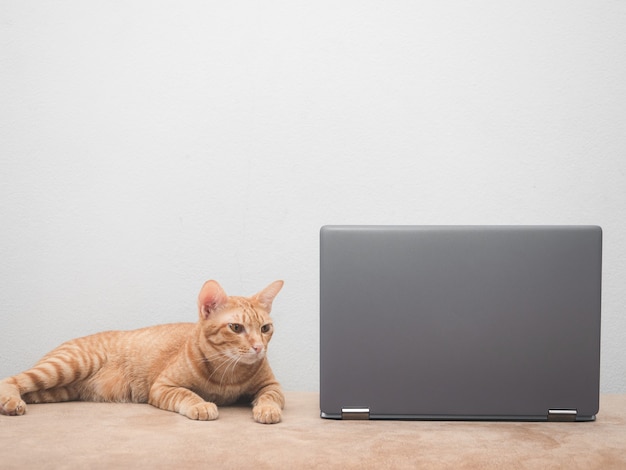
<box><xmin>252</xmin><ymin>344</ymin><xmax>264</xmax><ymax>354</ymax></box>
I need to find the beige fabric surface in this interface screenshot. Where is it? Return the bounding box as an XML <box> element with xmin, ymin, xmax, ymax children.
<box><xmin>1</xmin><ymin>392</ymin><xmax>625</xmax><ymax>469</ymax></box>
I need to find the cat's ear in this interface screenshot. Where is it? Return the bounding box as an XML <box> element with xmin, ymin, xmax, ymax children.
<box><xmin>253</xmin><ymin>280</ymin><xmax>284</xmax><ymax>312</ymax></box>
<box><xmin>198</xmin><ymin>280</ymin><xmax>228</xmax><ymax>320</ymax></box>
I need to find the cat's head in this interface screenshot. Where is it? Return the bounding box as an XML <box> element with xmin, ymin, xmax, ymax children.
<box><xmin>196</xmin><ymin>280</ymin><xmax>283</xmax><ymax>365</ymax></box>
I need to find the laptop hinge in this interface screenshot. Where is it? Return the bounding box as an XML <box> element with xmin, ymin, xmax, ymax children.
<box><xmin>548</xmin><ymin>409</ymin><xmax>577</xmax><ymax>422</ymax></box>
<box><xmin>341</xmin><ymin>407</ymin><xmax>370</xmax><ymax>420</ymax></box>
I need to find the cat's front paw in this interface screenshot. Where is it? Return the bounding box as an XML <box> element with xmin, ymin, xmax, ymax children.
<box><xmin>253</xmin><ymin>403</ymin><xmax>282</xmax><ymax>424</ymax></box>
<box><xmin>0</xmin><ymin>396</ymin><xmax>27</xmax><ymax>416</ymax></box>
<box><xmin>183</xmin><ymin>402</ymin><xmax>219</xmax><ymax>421</ymax></box>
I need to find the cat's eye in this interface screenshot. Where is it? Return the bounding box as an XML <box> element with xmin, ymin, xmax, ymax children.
<box><xmin>229</xmin><ymin>323</ymin><xmax>244</xmax><ymax>334</ymax></box>
<box><xmin>261</xmin><ymin>324</ymin><xmax>272</xmax><ymax>334</ymax></box>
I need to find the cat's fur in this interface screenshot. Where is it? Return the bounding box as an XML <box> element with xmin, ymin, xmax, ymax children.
<box><xmin>0</xmin><ymin>280</ymin><xmax>285</xmax><ymax>424</ymax></box>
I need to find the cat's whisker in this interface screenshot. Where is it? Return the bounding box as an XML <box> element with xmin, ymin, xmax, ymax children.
<box><xmin>220</xmin><ymin>355</ymin><xmax>242</xmax><ymax>388</ymax></box>
<box><xmin>207</xmin><ymin>352</ymin><xmax>239</xmax><ymax>384</ymax></box>
<box><xmin>215</xmin><ymin>356</ymin><xmax>236</xmax><ymax>387</ymax></box>
<box><xmin>197</xmin><ymin>351</ymin><xmax>230</xmax><ymax>364</ymax></box>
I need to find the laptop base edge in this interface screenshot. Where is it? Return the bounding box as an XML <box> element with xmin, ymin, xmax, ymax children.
<box><xmin>319</xmin><ymin>411</ymin><xmax>597</xmax><ymax>422</ymax></box>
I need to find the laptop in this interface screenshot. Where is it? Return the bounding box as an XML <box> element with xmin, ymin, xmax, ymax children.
<box><xmin>320</xmin><ymin>225</ymin><xmax>602</xmax><ymax>421</ymax></box>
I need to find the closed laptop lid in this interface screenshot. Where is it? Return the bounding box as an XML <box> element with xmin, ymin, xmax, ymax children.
<box><xmin>320</xmin><ymin>226</ymin><xmax>602</xmax><ymax>421</ymax></box>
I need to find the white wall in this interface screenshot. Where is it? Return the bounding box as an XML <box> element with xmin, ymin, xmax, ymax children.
<box><xmin>1</xmin><ymin>1</ymin><xmax>625</xmax><ymax>393</ymax></box>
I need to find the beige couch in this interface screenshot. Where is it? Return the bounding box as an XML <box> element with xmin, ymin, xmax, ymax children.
<box><xmin>1</xmin><ymin>392</ymin><xmax>625</xmax><ymax>469</ymax></box>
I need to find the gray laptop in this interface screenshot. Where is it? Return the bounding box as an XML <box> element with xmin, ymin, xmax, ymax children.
<box><xmin>320</xmin><ymin>225</ymin><xmax>602</xmax><ymax>421</ymax></box>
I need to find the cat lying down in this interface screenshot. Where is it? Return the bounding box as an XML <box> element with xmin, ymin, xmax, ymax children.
<box><xmin>0</xmin><ymin>280</ymin><xmax>285</xmax><ymax>424</ymax></box>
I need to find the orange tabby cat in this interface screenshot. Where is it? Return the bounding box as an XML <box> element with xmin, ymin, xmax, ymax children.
<box><xmin>0</xmin><ymin>280</ymin><xmax>285</xmax><ymax>424</ymax></box>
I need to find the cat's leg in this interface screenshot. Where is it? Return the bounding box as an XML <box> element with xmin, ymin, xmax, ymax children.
<box><xmin>0</xmin><ymin>369</ymin><xmax>71</xmax><ymax>416</ymax></box>
<box><xmin>252</xmin><ymin>383</ymin><xmax>285</xmax><ymax>424</ymax></box>
<box><xmin>0</xmin><ymin>376</ymin><xmax>77</xmax><ymax>415</ymax></box>
<box><xmin>0</xmin><ymin>345</ymin><xmax>102</xmax><ymax>416</ymax></box>
<box><xmin>149</xmin><ymin>384</ymin><xmax>219</xmax><ymax>420</ymax></box>
<box><xmin>149</xmin><ymin>380</ymin><xmax>219</xmax><ymax>420</ymax></box>
<box><xmin>0</xmin><ymin>379</ymin><xmax>26</xmax><ymax>416</ymax></box>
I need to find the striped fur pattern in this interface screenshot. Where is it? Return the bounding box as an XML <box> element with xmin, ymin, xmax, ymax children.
<box><xmin>0</xmin><ymin>280</ymin><xmax>285</xmax><ymax>424</ymax></box>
